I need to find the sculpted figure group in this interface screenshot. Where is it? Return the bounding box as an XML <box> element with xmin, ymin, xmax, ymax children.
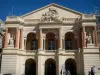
<box><xmin>86</xmin><ymin>32</ymin><xmax>92</xmax><ymax>44</ymax></box>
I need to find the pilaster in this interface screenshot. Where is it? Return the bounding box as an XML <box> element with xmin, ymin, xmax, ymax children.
<box><xmin>38</xmin><ymin>29</ymin><xmax>43</xmax><ymax>50</ymax></box>
<box><xmin>78</xmin><ymin>32</ymin><xmax>81</xmax><ymax>49</ymax></box>
<box><xmin>24</xmin><ymin>37</ymin><xmax>27</xmax><ymax>50</ymax></box>
<box><xmin>19</xmin><ymin>28</ymin><xmax>23</xmax><ymax>49</ymax></box>
<box><xmin>15</xmin><ymin>28</ymin><xmax>19</xmax><ymax>48</ymax></box>
<box><xmin>62</xmin><ymin>36</ymin><xmax>65</xmax><ymax>50</ymax></box>
<box><xmin>43</xmin><ymin>38</ymin><xmax>45</xmax><ymax>50</ymax></box>
<box><xmin>4</xmin><ymin>28</ymin><xmax>8</xmax><ymax>48</ymax></box>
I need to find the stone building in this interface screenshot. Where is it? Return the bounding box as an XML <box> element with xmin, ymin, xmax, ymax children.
<box><xmin>0</xmin><ymin>19</ymin><xmax>5</xmax><ymax>71</ymax></box>
<box><xmin>1</xmin><ymin>3</ymin><xmax>100</xmax><ymax>75</ymax></box>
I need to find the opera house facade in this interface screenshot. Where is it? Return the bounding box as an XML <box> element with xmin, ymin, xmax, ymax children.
<box><xmin>1</xmin><ymin>3</ymin><xmax>100</xmax><ymax>75</ymax></box>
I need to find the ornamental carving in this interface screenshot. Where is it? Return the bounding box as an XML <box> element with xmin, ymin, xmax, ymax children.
<box><xmin>8</xmin><ymin>33</ymin><xmax>15</xmax><ymax>46</ymax></box>
<box><xmin>40</xmin><ymin>8</ymin><xmax>77</xmax><ymax>22</ymax></box>
<box><xmin>41</xmin><ymin>8</ymin><xmax>59</xmax><ymax>22</ymax></box>
<box><xmin>86</xmin><ymin>32</ymin><xmax>92</xmax><ymax>44</ymax></box>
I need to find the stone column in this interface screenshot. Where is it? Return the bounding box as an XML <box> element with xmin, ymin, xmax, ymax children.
<box><xmin>4</xmin><ymin>28</ymin><xmax>8</xmax><ymax>48</ymax></box>
<box><xmin>82</xmin><ymin>26</ymin><xmax>86</xmax><ymax>48</ymax></box>
<box><xmin>24</xmin><ymin>37</ymin><xmax>27</xmax><ymax>50</ymax></box>
<box><xmin>58</xmin><ymin>28</ymin><xmax>62</xmax><ymax>50</ymax></box>
<box><xmin>92</xmin><ymin>30</ymin><xmax>95</xmax><ymax>44</ymax></box>
<box><xmin>94</xmin><ymin>27</ymin><xmax>98</xmax><ymax>47</ymax></box>
<box><xmin>78</xmin><ymin>32</ymin><xmax>81</xmax><ymax>49</ymax></box>
<box><xmin>19</xmin><ymin>29</ymin><xmax>23</xmax><ymax>49</ymax></box>
<box><xmin>15</xmin><ymin>28</ymin><xmax>19</xmax><ymax>48</ymax></box>
<box><xmin>38</xmin><ymin>29</ymin><xmax>43</xmax><ymax>50</ymax></box>
<box><xmin>62</xmin><ymin>36</ymin><xmax>65</xmax><ymax>50</ymax></box>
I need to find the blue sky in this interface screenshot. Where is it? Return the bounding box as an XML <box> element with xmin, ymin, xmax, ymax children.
<box><xmin>0</xmin><ymin>0</ymin><xmax>100</xmax><ymax>21</ymax></box>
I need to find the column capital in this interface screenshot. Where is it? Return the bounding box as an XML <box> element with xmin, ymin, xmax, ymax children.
<box><xmin>82</xmin><ymin>26</ymin><xmax>85</xmax><ymax>32</ymax></box>
<box><xmin>62</xmin><ymin>35</ymin><xmax>65</xmax><ymax>39</ymax></box>
<box><xmin>5</xmin><ymin>28</ymin><xmax>8</xmax><ymax>30</ymax></box>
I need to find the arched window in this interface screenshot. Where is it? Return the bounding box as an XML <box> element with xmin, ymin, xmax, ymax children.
<box><xmin>48</xmin><ymin>39</ymin><xmax>56</xmax><ymax>50</ymax></box>
<box><xmin>65</xmin><ymin>32</ymin><xmax>75</xmax><ymax>50</ymax></box>
<box><xmin>65</xmin><ymin>39</ymin><xmax>72</xmax><ymax>50</ymax></box>
<box><xmin>31</xmin><ymin>39</ymin><xmax>37</xmax><ymax>50</ymax></box>
<box><xmin>26</xmin><ymin>33</ymin><xmax>37</xmax><ymax>50</ymax></box>
<box><xmin>46</xmin><ymin>32</ymin><xmax>57</xmax><ymax>50</ymax></box>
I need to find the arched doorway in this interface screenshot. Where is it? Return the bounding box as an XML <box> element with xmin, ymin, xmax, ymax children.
<box><xmin>25</xmin><ymin>59</ymin><xmax>36</xmax><ymax>75</ymax></box>
<box><xmin>46</xmin><ymin>32</ymin><xmax>57</xmax><ymax>50</ymax></box>
<box><xmin>26</xmin><ymin>33</ymin><xmax>38</xmax><ymax>50</ymax></box>
<box><xmin>45</xmin><ymin>58</ymin><xmax>56</xmax><ymax>75</ymax></box>
<box><xmin>65</xmin><ymin>58</ymin><xmax>77</xmax><ymax>75</ymax></box>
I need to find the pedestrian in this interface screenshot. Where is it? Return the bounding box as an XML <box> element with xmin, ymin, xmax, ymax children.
<box><xmin>88</xmin><ymin>71</ymin><xmax>91</xmax><ymax>75</ymax></box>
<box><xmin>91</xmin><ymin>65</ymin><xmax>96</xmax><ymax>75</ymax></box>
<box><xmin>66</xmin><ymin>69</ymin><xmax>71</xmax><ymax>75</ymax></box>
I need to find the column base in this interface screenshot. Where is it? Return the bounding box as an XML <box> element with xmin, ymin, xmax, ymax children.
<box><xmin>38</xmin><ymin>48</ymin><xmax>43</xmax><ymax>50</ymax></box>
<box><xmin>87</xmin><ymin>44</ymin><xmax>95</xmax><ymax>48</ymax></box>
<box><xmin>7</xmin><ymin>45</ymin><xmax>14</xmax><ymax>48</ymax></box>
<box><xmin>38</xmin><ymin>48</ymin><xmax>44</xmax><ymax>54</ymax></box>
<box><xmin>58</xmin><ymin>48</ymin><xmax>62</xmax><ymax>50</ymax></box>
<box><xmin>58</xmin><ymin>48</ymin><xmax>62</xmax><ymax>54</ymax></box>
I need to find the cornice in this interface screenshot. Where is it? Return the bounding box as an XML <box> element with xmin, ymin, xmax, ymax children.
<box><xmin>20</xmin><ymin>3</ymin><xmax>82</xmax><ymax>18</ymax></box>
<box><xmin>5</xmin><ymin>21</ymin><xmax>24</xmax><ymax>25</ymax></box>
<box><xmin>82</xmin><ymin>19</ymin><xmax>96</xmax><ymax>22</ymax></box>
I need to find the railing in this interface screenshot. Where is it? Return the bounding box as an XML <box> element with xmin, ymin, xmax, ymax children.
<box><xmin>82</xmin><ymin>14</ymin><xmax>96</xmax><ymax>20</ymax></box>
<box><xmin>6</xmin><ymin>16</ymin><xmax>24</xmax><ymax>22</ymax></box>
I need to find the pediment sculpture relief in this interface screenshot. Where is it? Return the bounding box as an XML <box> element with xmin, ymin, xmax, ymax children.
<box><xmin>40</xmin><ymin>8</ymin><xmax>77</xmax><ymax>22</ymax></box>
<box><xmin>41</xmin><ymin>8</ymin><xmax>59</xmax><ymax>22</ymax></box>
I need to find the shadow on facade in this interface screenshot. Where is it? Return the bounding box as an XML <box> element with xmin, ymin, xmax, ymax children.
<box><xmin>25</xmin><ymin>58</ymin><xmax>36</xmax><ymax>75</ymax></box>
<box><xmin>45</xmin><ymin>58</ymin><xmax>56</xmax><ymax>75</ymax></box>
<box><xmin>65</xmin><ymin>58</ymin><xmax>77</xmax><ymax>75</ymax></box>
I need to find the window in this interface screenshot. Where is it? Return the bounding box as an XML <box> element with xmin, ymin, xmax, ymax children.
<box><xmin>65</xmin><ymin>40</ymin><xmax>72</xmax><ymax>50</ymax></box>
<box><xmin>31</xmin><ymin>39</ymin><xmax>37</xmax><ymax>50</ymax></box>
<box><xmin>48</xmin><ymin>41</ymin><xmax>56</xmax><ymax>50</ymax></box>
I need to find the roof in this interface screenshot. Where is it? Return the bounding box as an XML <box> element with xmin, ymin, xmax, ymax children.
<box><xmin>20</xmin><ymin>3</ymin><xmax>83</xmax><ymax>18</ymax></box>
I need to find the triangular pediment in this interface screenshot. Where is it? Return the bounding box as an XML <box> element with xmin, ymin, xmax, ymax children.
<box><xmin>20</xmin><ymin>3</ymin><xmax>83</xmax><ymax>22</ymax></box>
